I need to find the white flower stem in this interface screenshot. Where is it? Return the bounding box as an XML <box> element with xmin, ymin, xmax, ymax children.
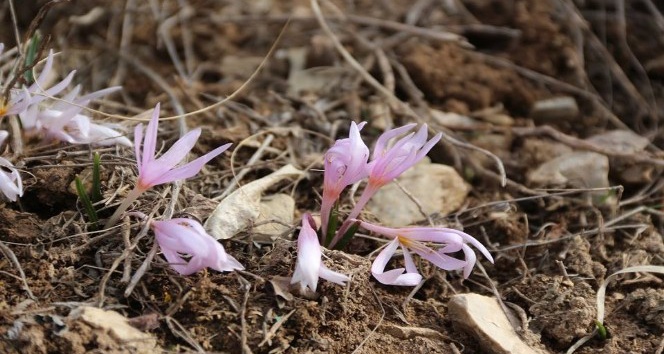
<box><xmin>104</xmin><ymin>186</ymin><xmax>145</xmax><ymax>229</ymax></box>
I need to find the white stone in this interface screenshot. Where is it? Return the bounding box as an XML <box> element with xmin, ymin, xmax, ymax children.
<box><xmin>528</xmin><ymin>151</ymin><xmax>609</xmax><ymax>189</ymax></box>
<box><xmin>68</xmin><ymin>306</ymin><xmax>158</xmax><ymax>353</ymax></box>
<box><xmin>366</xmin><ymin>158</ymin><xmax>469</xmax><ymax>227</ymax></box>
<box><xmin>448</xmin><ymin>294</ymin><xmax>547</xmax><ymax>354</ymax></box>
<box><xmin>252</xmin><ymin>193</ymin><xmax>295</xmax><ymax>241</ymax></box>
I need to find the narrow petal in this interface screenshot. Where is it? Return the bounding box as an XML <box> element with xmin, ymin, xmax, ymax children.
<box><xmin>445</xmin><ymin>229</ymin><xmax>494</xmax><ymax>263</ymax></box>
<box><xmin>318</xmin><ymin>263</ymin><xmax>349</xmax><ymax>285</ymax></box>
<box><xmin>151</xmin><ymin>128</ymin><xmax>201</xmax><ymax>171</ymax></box>
<box><xmin>85</xmin><ymin>123</ymin><xmax>132</xmax><ymax>147</ymax></box>
<box><xmin>142</xmin><ymin>104</ymin><xmax>161</xmax><ymax>168</ymax></box>
<box><xmin>372</xmin><ymin>123</ymin><xmax>416</xmax><ymax>159</ymax></box>
<box><xmin>146</xmin><ymin>143</ymin><xmax>230</xmax><ymax>186</ymax></box>
<box><xmin>134</xmin><ymin>124</ymin><xmax>144</xmax><ymax>174</ymax></box>
<box><xmin>371</xmin><ymin>238</ymin><xmax>421</xmax><ymax>286</ymax></box>
<box><xmin>461</xmin><ymin>244</ymin><xmax>477</xmax><ymax>279</ymax></box>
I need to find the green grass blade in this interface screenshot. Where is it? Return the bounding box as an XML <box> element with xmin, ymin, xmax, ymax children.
<box><xmin>75</xmin><ymin>176</ymin><xmax>98</xmax><ymax>228</ymax></box>
<box><xmin>323</xmin><ymin>204</ymin><xmax>339</xmax><ymax>247</ymax></box>
<box><xmin>91</xmin><ymin>152</ymin><xmax>102</xmax><ymax>203</ymax></box>
<box><xmin>23</xmin><ymin>32</ymin><xmax>42</xmax><ymax>84</ymax></box>
<box><xmin>333</xmin><ymin>220</ymin><xmax>360</xmax><ymax>250</ymax></box>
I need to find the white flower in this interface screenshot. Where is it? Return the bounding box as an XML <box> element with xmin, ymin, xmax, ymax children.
<box><xmin>151</xmin><ymin>218</ymin><xmax>244</xmax><ymax>275</ymax></box>
<box><xmin>0</xmin><ymin>131</ymin><xmax>22</xmax><ymax>202</ymax></box>
<box><xmin>291</xmin><ymin>214</ymin><xmax>350</xmax><ymax>292</ymax></box>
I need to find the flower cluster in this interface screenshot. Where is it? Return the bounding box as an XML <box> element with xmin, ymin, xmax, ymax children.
<box><xmin>290</xmin><ymin>122</ymin><xmax>493</xmax><ymax>291</ymax></box>
<box><xmin>0</xmin><ymin>44</ymin><xmax>130</xmax><ymax>201</ymax></box>
<box><xmin>1</xmin><ymin>42</ymin><xmax>493</xmax><ymax>293</ymax></box>
<box><xmin>103</xmin><ymin>104</ymin><xmax>237</xmax><ymax>275</ymax></box>
<box><xmin>1</xmin><ymin>49</ymin><xmax>130</xmax><ymax>146</ymax></box>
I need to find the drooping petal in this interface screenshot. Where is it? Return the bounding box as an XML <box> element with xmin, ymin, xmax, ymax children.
<box><xmin>152</xmin><ymin>218</ymin><xmax>243</xmax><ymax>275</ymax></box>
<box><xmin>291</xmin><ymin>215</ymin><xmax>323</xmax><ymax>292</ymax></box>
<box><xmin>461</xmin><ymin>244</ymin><xmax>477</xmax><ymax>279</ymax></box>
<box><xmin>318</xmin><ymin>263</ymin><xmax>349</xmax><ymax>285</ymax></box>
<box><xmin>370</xmin><ymin>238</ymin><xmax>422</xmax><ymax>286</ymax></box>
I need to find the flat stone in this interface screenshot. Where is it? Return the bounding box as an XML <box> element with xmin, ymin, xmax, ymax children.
<box><xmin>367</xmin><ymin>158</ymin><xmax>469</xmax><ymax>227</ymax></box>
<box><xmin>68</xmin><ymin>307</ymin><xmax>159</xmax><ymax>353</ymax></box>
<box><xmin>252</xmin><ymin>193</ymin><xmax>295</xmax><ymax>241</ymax></box>
<box><xmin>530</xmin><ymin>97</ymin><xmax>579</xmax><ymax>121</ymax></box>
<box><xmin>528</xmin><ymin>151</ymin><xmax>609</xmax><ymax>189</ymax></box>
<box><xmin>448</xmin><ymin>294</ymin><xmax>547</xmax><ymax>354</ymax></box>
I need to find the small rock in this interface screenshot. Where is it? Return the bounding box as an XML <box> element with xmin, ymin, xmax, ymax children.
<box><xmin>585</xmin><ymin>130</ymin><xmax>649</xmax><ymax>154</ymax></box>
<box><xmin>367</xmin><ymin>158</ymin><xmax>468</xmax><ymax>227</ymax></box>
<box><xmin>252</xmin><ymin>193</ymin><xmax>295</xmax><ymax>241</ymax></box>
<box><xmin>585</xmin><ymin>130</ymin><xmax>652</xmax><ymax>184</ymax></box>
<box><xmin>68</xmin><ymin>307</ymin><xmax>159</xmax><ymax>353</ymax></box>
<box><xmin>530</xmin><ymin>97</ymin><xmax>579</xmax><ymax>121</ymax></box>
<box><xmin>520</xmin><ymin>138</ymin><xmax>573</xmax><ymax>166</ymax></box>
<box><xmin>430</xmin><ymin>109</ymin><xmax>480</xmax><ymax>129</ymax></box>
<box><xmin>528</xmin><ymin>151</ymin><xmax>609</xmax><ymax>189</ymax></box>
<box><xmin>205</xmin><ymin>164</ymin><xmax>303</xmax><ymax>239</ymax></box>
<box><xmin>448</xmin><ymin>294</ymin><xmax>546</xmax><ymax>354</ymax></box>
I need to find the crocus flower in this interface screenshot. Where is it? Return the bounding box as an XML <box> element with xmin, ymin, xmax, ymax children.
<box><xmin>330</xmin><ymin>124</ymin><xmax>441</xmax><ymax>247</ymax></box>
<box><xmin>21</xmin><ymin>85</ymin><xmax>130</xmax><ymax>146</ymax></box>
<box><xmin>151</xmin><ymin>218</ymin><xmax>243</xmax><ymax>275</ymax></box>
<box><xmin>104</xmin><ymin>103</ymin><xmax>231</xmax><ymax>228</ymax></box>
<box><xmin>1</xmin><ymin>49</ymin><xmax>75</xmax><ymax>118</ymax></box>
<box><xmin>320</xmin><ymin>121</ymin><xmax>370</xmax><ymax>240</ymax></box>
<box><xmin>359</xmin><ymin>221</ymin><xmax>493</xmax><ymax>286</ymax></box>
<box><xmin>134</xmin><ymin>103</ymin><xmax>231</xmax><ymax>191</ymax></box>
<box><xmin>0</xmin><ymin>131</ymin><xmax>22</xmax><ymax>202</ymax></box>
<box><xmin>291</xmin><ymin>214</ymin><xmax>350</xmax><ymax>293</ymax></box>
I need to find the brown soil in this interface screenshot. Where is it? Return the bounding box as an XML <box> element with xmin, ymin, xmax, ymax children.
<box><xmin>1</xmin><ymin>0</ymin><xmax>663</xmax><ymax>353</ymax></box>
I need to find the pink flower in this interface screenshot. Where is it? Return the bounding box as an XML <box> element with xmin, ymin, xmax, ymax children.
<box><xmin>105</xmin><ymin>103</ymin><xmax>231</xmax><ymax>228</ymax></box>
<box><xmin>330</xmin><ymin>124</ymin><xmax>441</xmax><ymax>247</ymax></box>
<box><xmin>1</xmin><ymin>49</ymin><xmax>75</xmax><ymax>118</ymax></box>
<box><xmin>359</xmin><ymin>221</ymin><xmax>493</xmax><ymax>286</ymax></box>
<box><xmin>134</xmin><ymin>103</ymin><xmax>231</xmax><ymax>191</ymax></box>
<box><xmin>151</xmin><ymin>218</ymin><xmax>243</xmax><ymax>275</ymax></box>
<box><xmin>0</xmin><ymin>131</ymin><xmax>22</xmax><ymax>201</ymax></box>
<box><xmin>291</xmin><ymin>214</ymin><xmax>350</xmax><ymax>292</ymax></box>
<box><xmin>20</xmin><ymin>86</ymin><xmax>130</xmax><ymax>146</ymax></box>
<box><xmin>320</xmin><ymin>121</ymin><xmax>370</xmax><ymax>239</ymax></box>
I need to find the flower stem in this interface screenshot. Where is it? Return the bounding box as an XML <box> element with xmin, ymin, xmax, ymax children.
<box><xmin>104</xmin><ymin>186</ymin><xmax>145</xmax><ymax>229</ymax></box>
<box><xmin>329</xmin><ymin>184</ymin><xmax>378</xmax><ymax>248</ymax></box>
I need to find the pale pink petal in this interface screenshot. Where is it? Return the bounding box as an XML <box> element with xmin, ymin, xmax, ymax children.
<box><xmin>155</xmin><ymin>128</ymin><xmax>201</xmax><ymax>167</ymax></box>
<box><xmin>461</xmin><ymin>244</ymin><xmax>477</xmax><ymax>278</ymax></box>
<box><xmin>0</xmin><ymin>157</ymin><xmax>23</xmax><ymax>201</ymax></box>
<box><xmin>146</xmin><ymin>143</ymin><xmax>231</xmax><ymax>186</ymax></box>
<box><xmin>372</xmin><ymin>123</ymin><xmax>416</xmax><ymax>160</ymax></box>
<box><xmin>371</xmin><ymin>238</ymin><xmax>422</xmax><ymax>286</ymax></box>
<box><xmin>134</xmin><ymin>123</ymin><xmax>144</xmax><ymax>174</ymax></box>
<box><xmin>318</xmin><ymin>263</ymin><xmax>349</xmax><ymax>285</ymax></box>
<box><xmin>142</xmin><ymin>104</ymin><xmax>161</xmax><ymax>168</ymax></box>
<box><xmin>291</xmin><ymin>215</ymin><xmax>322</xmax><ymax>292</ymax></box>
<box><xmin>152</xmin><ymin>218</ymin><xmax>243</xmax><ymax>275</ymax></box>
